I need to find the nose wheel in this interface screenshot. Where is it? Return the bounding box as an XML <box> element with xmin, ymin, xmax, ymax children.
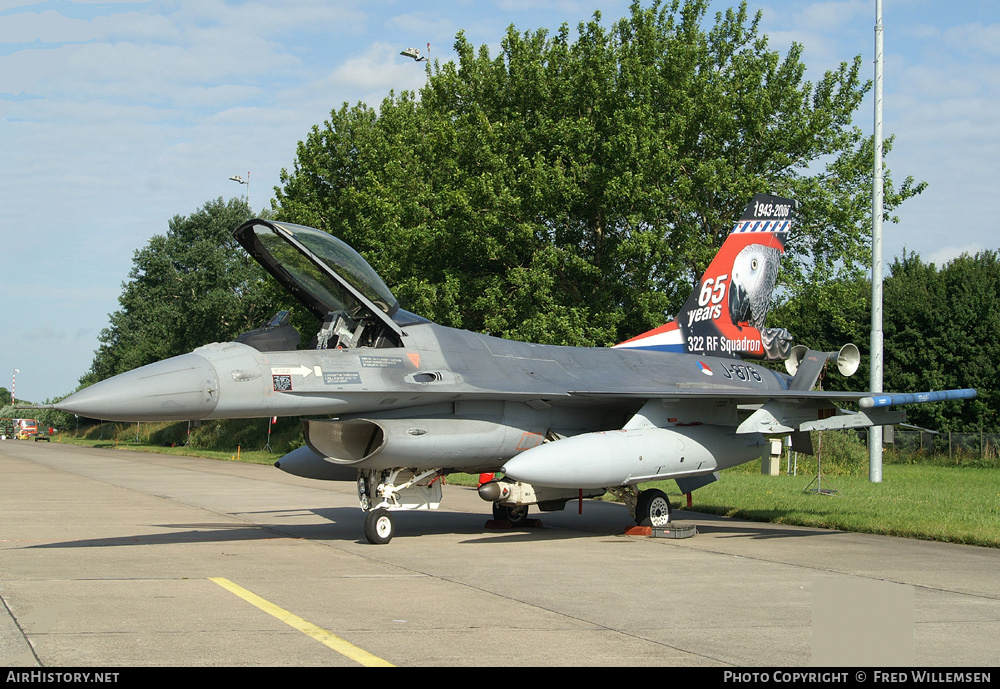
<box><xmin>364</xmin><ymin>508</ymin><xmax>394</xmax><ymax>545</ymax></box>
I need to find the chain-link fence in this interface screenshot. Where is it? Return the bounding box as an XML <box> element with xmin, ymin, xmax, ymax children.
<box><xmin>774</xmin><ymin>427</ymin><xmax>1000</xmax><ymax>476</ymax></box>
<box><xmin>891</xmin><ymin>428</ymin><xmax>999</xmax><ymax>461</ymax></box>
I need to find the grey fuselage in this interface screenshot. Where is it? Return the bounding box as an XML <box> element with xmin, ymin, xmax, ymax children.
<box><xmin>57</xmin><ymin>320</ymin><xmax>789</xmax><ymax>431</ymax></box>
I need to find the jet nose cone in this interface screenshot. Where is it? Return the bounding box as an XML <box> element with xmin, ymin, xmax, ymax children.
<box><xmin>57</xmin><ymin>353</ymin><xmax>220</xmax><ymax>421</ymax></box>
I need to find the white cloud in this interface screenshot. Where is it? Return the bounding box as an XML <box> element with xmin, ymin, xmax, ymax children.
<box><xmin>24</xmin><ymin>325</ymin><xmax>67</xmax><ymax>341</ymax></box>
<box><xmin>753</xmin><ymin>0</ymin><xmax>870</xmax><ymax>77</ymax></box>
<box><xmin>496</xmin><ymin>0</ymin><xmax>598</xmax><ymax>13</ymax></box>
<box><xmin>926</xmin><ymin>243</ymin><xmax>985</xmax><ymax>267</ymax></box>
<box><xmin>943</xmin><ymin>22</ymin><xmax>1000</xmax><ymax>58</ymax></box>
<box><xmin>326</xmin><ymin>41</ymin><xmax>428</xmax><ymax>100</ymax></box>
<box><xmin>795</xmin><ymin>0</ymin><xmax>868</xmax><ymax>33</ymax></box>
<box><xmin>0</xmin><ymin>8</ymin><xmax>101</xmax><ymax>43</ymax></box>
<box><xmin>388</xmin><ymin>10</ymin><xmax>454</xmax><ymax>34</ymax></box>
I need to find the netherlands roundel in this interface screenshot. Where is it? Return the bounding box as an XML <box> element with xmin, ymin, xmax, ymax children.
<box><xmin>698</xmin><ymin>361</ymin><xmax>713</xmax><ymax>376</ymax></box>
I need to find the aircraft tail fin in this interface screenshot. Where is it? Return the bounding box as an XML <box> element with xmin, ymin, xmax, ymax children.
<box><xmin>615</xmin><ymin>194</ymin><xmax>796</xmax><ymax>361</ymax></box>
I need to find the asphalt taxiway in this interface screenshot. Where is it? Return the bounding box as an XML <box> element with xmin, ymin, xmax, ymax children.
<box><xmin>2</xmin><ymin>441</ymin><xmax>998</xmax><ymax>667</ymax></box>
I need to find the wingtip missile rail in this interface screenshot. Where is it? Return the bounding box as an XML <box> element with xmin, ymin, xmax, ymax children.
<box><xmin>859</xmin><ymin>389</ymin><xmax>978</xmax><ymax>409</ymax></box>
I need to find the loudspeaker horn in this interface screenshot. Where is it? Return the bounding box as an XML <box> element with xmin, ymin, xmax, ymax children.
<box><xmin>830</xmin><ymin>343</ymin><xmax>860</xmax><ymax>377</ymax></box>
<box><xmin>784</xmin><ymin>344</ymin><xmax>808</xmax><ymax>376</ymax></box>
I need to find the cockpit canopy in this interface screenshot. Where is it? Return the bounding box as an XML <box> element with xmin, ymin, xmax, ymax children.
<box><xmin>234</xmin><ymin>219</ymin><xmax>421</xmax><ymax>350</ymax></box>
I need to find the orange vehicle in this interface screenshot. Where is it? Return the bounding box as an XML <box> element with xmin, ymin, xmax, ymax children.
<box><xmin>14</xmin><ymin>418</ymin><xmax>38</xmax><ymax>439</ymax></box>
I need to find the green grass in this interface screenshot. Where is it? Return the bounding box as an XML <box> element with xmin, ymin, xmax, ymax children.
<box><xmin>641</xmin><ymin>465</ymin><xmax>1000</xmax><ymax>548</ymax></box>
<box><xmin>60</xmin><ymin>434</ymin><xmax>280</xmax><ymax>466</ymax></box>
<box><xmin>56</xmin><ymin>419</ymin><xmax>297</xmax><ymax>466</ymax></box>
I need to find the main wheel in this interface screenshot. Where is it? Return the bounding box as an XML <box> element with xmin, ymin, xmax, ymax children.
<box><xmin>636</xmin><ymin>489</ymin><xmax>672</xmax><ymax>528</ymax></box>
<box><xmin>493</xmin><ymin>502</ymin><xmax>529</xmax><ymax>526</ymax></box>
<box><xmin>363</xmin><ymin>508</ymin><xmax>394</xmax><ymax>545</ymax></box>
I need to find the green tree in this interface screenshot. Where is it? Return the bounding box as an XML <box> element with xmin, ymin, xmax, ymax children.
<box><xmin>883</xmin><ymin>251</ymin><xmax>1000</xmax><ymax>431</ymax></box>
<box><xmin>275</xmin><ymin>0</ymin><xmax>923</xmax><ymax>347</ymax></box>
<box><xmin>769</xmin><ymin>275</ymin><xmax>872</xmax><ymax>390</ymax></box>
<box><xmin>81</xmin><ymin>198</ymin><xmax>281</xmax><ymax>386</ymax></box>
<box><xmin>775</xmin><ymin>250</ymin><xmax>1000</xmax><ymax>428</ymax></box>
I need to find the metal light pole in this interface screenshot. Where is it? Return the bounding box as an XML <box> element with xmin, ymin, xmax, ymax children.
<box><xmin>11</xmin><ymin>368</ymin><xmax>18</xmax><ymax>408</ymax></box>
<box><xmin>230</xmin><ymin>172</ymin><xmax>250</xmax><ymax>210</ymax></box>
<box><xmin>869</xmin><ymin>0</ymin><xmax>885</xmax><ymax>483</ymax></box>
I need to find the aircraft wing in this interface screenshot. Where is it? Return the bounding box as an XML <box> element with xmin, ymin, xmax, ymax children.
<box><xmin>569</xmin><ymin>387</ymin><xmax>977</xmax><ymax>434</ymax></box>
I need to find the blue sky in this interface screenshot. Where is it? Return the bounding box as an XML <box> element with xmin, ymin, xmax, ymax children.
<box><xmin>2</xmin><ymin>0</ymin><xmax>998</xmax><ymax>403</ymax></box>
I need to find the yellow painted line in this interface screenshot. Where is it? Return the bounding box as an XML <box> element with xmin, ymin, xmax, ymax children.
<box><xmin>209</xmin><ymin>577</ymin><xmax>393</xmax><ymax>667</ymax></box>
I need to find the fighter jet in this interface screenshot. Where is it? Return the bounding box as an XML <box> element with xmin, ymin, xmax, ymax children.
<box><xmin>56</xmin><ymin>194</ymin><xmax>976</xmax><ymax>544</ymax></box>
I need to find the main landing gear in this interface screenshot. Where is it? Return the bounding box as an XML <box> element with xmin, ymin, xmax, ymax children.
<box><xmin>492</xmin><ymin>502</ymin><xmax>530</xmax><ymax>526</ymax></box>
<box><xmin>611</xmin><ymin>486</ymin><xmax>673</xmax><ymax>528</ymax></box>
<box><xmin>636</xmin><ymin>488</ymin><xmax>672</xmax><ymax>527</ymax></box>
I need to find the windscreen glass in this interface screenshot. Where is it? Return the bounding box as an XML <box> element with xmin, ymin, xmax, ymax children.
<box><xmin>248</xmin><ymin>222</ymin><xmax>399</xmax><ymax>318</ymax></box>
<box><xmin>273</xmin><ymin>222</ymin><xmax>398</xmax><ymax>315</ymax></box>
